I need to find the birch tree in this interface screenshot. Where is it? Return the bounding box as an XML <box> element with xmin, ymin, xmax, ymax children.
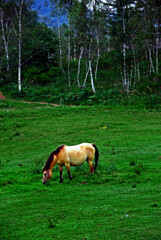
<box><xmin>77</xmin><ymin>46</ymin><xmax>83</xmax><ymax>87</ymax></box>
<box><xmin>67</xmin><ymin>16</ymin><xmax>71</xmax><ymax>86</ymax></box>
<box><xmin>16</xmin><ymin>0</ymin><xmax>24</xmax><ymax>92</ymax></box>
<box><xmin>88</xmin><ymin>40</ymin><xmax>95</xmax><ymax>93</ymax></box>
<box><xmin>0</xmin><ymin>8</ymin><xmax>10</xmax><ymax>72</ymax></box>
<box><xmin>57</xmin><ymin>14</ymin><xmax>65</xmax><ymax>76</ymax></box>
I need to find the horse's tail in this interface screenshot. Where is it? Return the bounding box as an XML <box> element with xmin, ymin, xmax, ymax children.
<box><xmin>92</xmin><ymin>144</ymin><xmax>99</xmax><ymax>171</ymax></box>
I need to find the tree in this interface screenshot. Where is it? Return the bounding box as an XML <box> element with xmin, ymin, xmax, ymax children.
<box><xmin>0</xmin><ymin>7</ymin><xmax>10</xmax><ymax>72</ymax></box>
<box><xmin>50</xmin><ymin>0</ymin><xmax>108</xmax><ymax>93</ymax></box>
<box><xmin>0</xmin><ymin>0</ymin><xmax>16</xmax><ymax>76</ymax></box>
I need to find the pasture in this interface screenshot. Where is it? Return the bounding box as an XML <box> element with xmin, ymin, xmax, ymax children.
<box><xmin>0</xmin><ymin>100</ymin><xmax>161</xmax><ymax>240</ymax></box>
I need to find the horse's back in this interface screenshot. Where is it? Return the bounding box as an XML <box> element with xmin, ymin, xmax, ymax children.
<box><xmin>66</xmin><ymin>143</ymin><xmax>94</xmax><ymax>154</ymax></box>
<box><xmin>65</xmin><ymin>143</ymin><xmax>95</xmax><ymax>166</ymax></box>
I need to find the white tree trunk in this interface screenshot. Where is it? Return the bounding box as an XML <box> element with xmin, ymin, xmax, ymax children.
<box><xmin>77</xmin><ymin>47</ymin><xmax>84</xmax><ymax>88</ymax></box>
<box><xmin>83</xmin><ymin>61</ymin><xmax>89</xmax><ymax>87</ymax></box>
<box><xmin>18</xmin><ymin>14</ymin><xmax>22</xmax><ymax>92</ymax></box>
<box><xmin>0</xmin><ymin>9</ymin><xmax>9</xmax><ymax>72</ymax></box>
<box><xmin>67</xmin><ymin>19</ymin><xmax>71</xmax><ymax>86</ymax></box>
<box><xmin>58</xmin><ymin>15</ymin><xmax>65</xmax><ymax>76</ymax></box>
<box><xmin>132</xmin><ymin>46</ymin><xmax>137</xmax><ymax>86</ymax></box>
<box><xmin>148</xmin><ymin>46</ymin><xmax>155</xmax><ymax>74</ymax></box>
<box><xmin>123</xmin><ymin>17</ymin><xmax>127</xmax><ymax>91</ymax></box>
<box><xmin>89</xmin><ymin>59</ymin><xmax>95</xmax><ymax>93</ymax></box>
<box><xmin>88</xmin><ymin>43</ymin><xmax>95</xmax><ymax>93</ymax></box>
<box><xmin>58</xmin><ymin>16</ymin><xmax>62</xmax><ymax>63</ymax></box>
<box><xmin>18</xmin><ymin>0</ymin><xmax>24</xmax><ymax>92</ymax></box>
<box><xmin>156</xmin><ymin>19</ymin><xmax>159</xmax><ymax>74</ymax></box>
<box><xmin>137</xmin><ymin>62</ymin><xmax>140</xmax><ymax>83</ymax></box>
<box><xmin>67</xmin><ymin>62</ymin><xmax>70</xmax><ymax>86</ymax></box>
<box><xmin>74</xmin><ymin>31</ymin><xmax>76</xmax><ymax>61</ymax></box>
<box><xmin>68</xmin><ymin>18</ymin><xmax>71</xmax><ymax>62</ymax></box>
<box><xmin>107</xmin><ymin>14</ymin><xmax>110</xmax><ymax>52</ymax></box>
<box><xmin>95</xmin><ymin>32</ymin><xmax>100</xmax><ymax>82</ymax></box>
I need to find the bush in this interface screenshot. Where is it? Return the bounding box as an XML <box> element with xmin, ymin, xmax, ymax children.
<box><xmin>23</xmin><ymin>66</ymin><xmax>62</xmax><ymax>85</ymax></box>
<box><xmin>0</xmin><ymin>81</ymin><xmax>160</xmax><ymax>109</ymax></box>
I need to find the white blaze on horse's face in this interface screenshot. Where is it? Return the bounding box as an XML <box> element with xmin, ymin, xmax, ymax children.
<box><xmin>43</xmin><ymin>170</ymin><xmax>52</xmax><ymax>184</ymax></box>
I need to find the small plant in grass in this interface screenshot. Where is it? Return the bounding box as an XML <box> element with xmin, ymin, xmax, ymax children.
<box><xmin>134</xmin><ymin>164</ymin><xmax>145</xmax><ymax>176</ymax></box>
<box><xmin>134</xmin><ymin>166</ymin><xmax>142</xmax><ymax>175</ymax></box>
<box><xmin>48</xmin><ymin>218</ymin><xmax>57</xmax><ymax>228</ymax></box>
<box><xmin>111</xmin><ymin>146</ymin><xmax>116</xmax><ymax>155</ymax></box>
<box><xmin>130</xmin><ymin>159</ymin><xmax>136</xmax><ymax>166</ymax></box>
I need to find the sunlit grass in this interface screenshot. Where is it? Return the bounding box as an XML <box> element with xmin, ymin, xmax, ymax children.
<box><xmin>0</xmin><ymin>100</ymin><xmax>161</xmax><ymax>240</ymax></box>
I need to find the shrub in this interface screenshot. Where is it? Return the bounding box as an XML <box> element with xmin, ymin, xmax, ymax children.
<box><xmin>23</xmin><ymin>66</ymin><xmax>62</xmax><ymax>85</ymax></box>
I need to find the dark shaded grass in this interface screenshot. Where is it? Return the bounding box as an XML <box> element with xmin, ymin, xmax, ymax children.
<box><xmin>0</xmin><ymin>100</ymin><xmax>161</xmax><ymax>239</ymax></box>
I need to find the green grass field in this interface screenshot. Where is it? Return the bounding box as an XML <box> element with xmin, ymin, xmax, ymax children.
<box><xmin>0</xmin><ymin>100</ymin><xmax>161</xmax><ymax>240</ymax></box>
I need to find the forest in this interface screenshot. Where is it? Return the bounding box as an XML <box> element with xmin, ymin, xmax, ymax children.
<box><xmin>0</xmin><ymin>0</ymin><xmax>161</xmax><ymax>107</ymax></box>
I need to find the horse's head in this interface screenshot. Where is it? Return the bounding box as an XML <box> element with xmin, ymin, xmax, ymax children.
<box><xmin>42</xmin><ymin>169</ymin><xmax>52</xmax><ymax>184</ymax></box>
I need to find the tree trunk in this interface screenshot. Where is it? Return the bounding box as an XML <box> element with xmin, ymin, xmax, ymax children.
<box><xmin>89</xmin><ymin>59</ymin><xmax>95</xmax><ymax>93</ymax></box>
<box><xmin>156</xmin><ymin>19</ymin><xmax>159</xmax><ymax>75</ymax></box>
<box><xmin>18</xmin><ymin>15</ymin><xmax>22</xmax><ymax>92</ymax></box>
<box><xmin>67</xmin><ymin>19</ymin><xmax>71</xmax><ymax>86</ymax></box>
<box><xmin>137</xmin><ymin>62</ymin><xmax>140</xmax><ymax>83</ymax></box>
<box><xmin>77</xmin><ymin>47</ymin><xmax>84</xmax><ymax>88</ymax></box>
<box><xmin>73</xmin><ymin>31</ymin><xmax>76</xmax><ymax>61</ymax></box>
<box><xmin>107</xmin><ymin>14</ymin><xmax>110</xmax><ymax>52</ymax></box>
<box><xmin>132</xmin><ymin>46</ymin><xmax>137</xmax><ymax>87</ymax></box>
<box><xmin>17</xmin><ymin>0</ymin><xmax>24</xmax><ymax>92</ymax></box>
<box><xmin>129</xmin><ymin>67</ymin><xmax>133</xmax><ymax>88</ymax></box>
<box><xmin>83</xmin><ymin>61</ymin><xmax>89</xmax><ymax>87</ymax></box>
<box><xmin>123</xmin><ymin>17</ymin><xmax>127</xmax><ymax>91</ymax></box>
<box><xmin>0</xmin><ymin>9</ymin><xmax>9</xmax><ymax>72</ymax></box>
<box><xmin>95</xmin><ymin>32</ymin><xmax>100</xmax><ymax>82</ymax></box>
<box><xmin>58</xmin><ymin>15</ymin><xmax>65</xmax><ymax>76</ymax></box>
<box><xmin>148</xmin><ymin>45</ymin><xmax>155</xmax><ymax>74</ymax></box>
<box><xmin>88</xmin><ymin>43</ymin><xmax>95</xmax><ymax>93</ymax></box>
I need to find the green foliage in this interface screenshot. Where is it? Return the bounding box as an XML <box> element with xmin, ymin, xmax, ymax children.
<box><xmin>98</xmin><ymin>51</ymin><xmax>122</xmax><ymax>87</ymax></box>
<box><xmin>23</xmin><ymin>66</ymin><xmax>62</xmax><ymax>85</ymax></box>
<box><xmin>1</xmin><ymin>82</ymin><xmax>161</xmax><ymax>109</ymax></box>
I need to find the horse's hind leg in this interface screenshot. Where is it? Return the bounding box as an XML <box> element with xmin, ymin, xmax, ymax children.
<box><xmin>59</xmin><ymin>166</ymin><xmax>63</xmax><ymax>183</ymax></box>
<box><xmin>88</xmin><ymin>158</ymin><xmax>94</xmax><ymax>174</ymax></box>
<box><xmin>65</xmin><ymin>163</ymin><xmax>72</xmax><ymax>180</ymax></box>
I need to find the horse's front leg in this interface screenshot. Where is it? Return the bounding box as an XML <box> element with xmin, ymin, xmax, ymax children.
<box><xmin>65</xmin><ymin>163</ymin><xmax>72</xmax><ymax>180</ymax></box>
<box><xmin>59</xmin><ymin>165</ymin><xmax>63</xmax><ymax>183</ymax></box>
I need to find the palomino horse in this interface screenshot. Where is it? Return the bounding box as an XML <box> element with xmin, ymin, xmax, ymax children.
<box><xmin>42</xmin><ymin>143</ymin><xmax>99</xmax><ymax>184</ymax></box>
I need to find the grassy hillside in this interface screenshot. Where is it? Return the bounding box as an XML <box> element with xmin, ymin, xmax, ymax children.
<box><xmin>0</xmin><ymin>100</ymin><xmax>161</xmax><ymax>239</ymax></box>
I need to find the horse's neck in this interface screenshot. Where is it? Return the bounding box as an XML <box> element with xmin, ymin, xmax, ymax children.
<box><xmin>50</xmin><ymin>154</ymin><xmax>57</xmax><ymax>170</ymax></box>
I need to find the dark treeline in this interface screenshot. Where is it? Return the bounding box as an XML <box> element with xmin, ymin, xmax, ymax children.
<box><xmin>0</xmin><ymin>0</ymin><xmax>161</xmax><ymax>105</ymax></box>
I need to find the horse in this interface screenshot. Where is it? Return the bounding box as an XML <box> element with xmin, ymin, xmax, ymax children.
<box><xmin>42</xmin><ymin>143</ymin><xmax>99</xmax><ymax>184</ymax></box>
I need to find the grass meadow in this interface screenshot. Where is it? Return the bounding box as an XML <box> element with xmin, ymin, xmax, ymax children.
<box><xmin>0</xmin><ymin>100</ymin><xmax>161</xmax><ymax>240</ymax></box>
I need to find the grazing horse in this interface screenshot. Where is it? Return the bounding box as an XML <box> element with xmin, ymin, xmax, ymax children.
<box><xmin>42</xmin><ymin>143</ymin><xmax>99</xmax><ymax>184</ymax></box>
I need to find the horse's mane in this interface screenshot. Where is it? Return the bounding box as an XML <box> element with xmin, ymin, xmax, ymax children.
<box><xmin>43</xmin><ymin>145</ymin><xmax>65</xmax><ymax>171</ymax></box>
